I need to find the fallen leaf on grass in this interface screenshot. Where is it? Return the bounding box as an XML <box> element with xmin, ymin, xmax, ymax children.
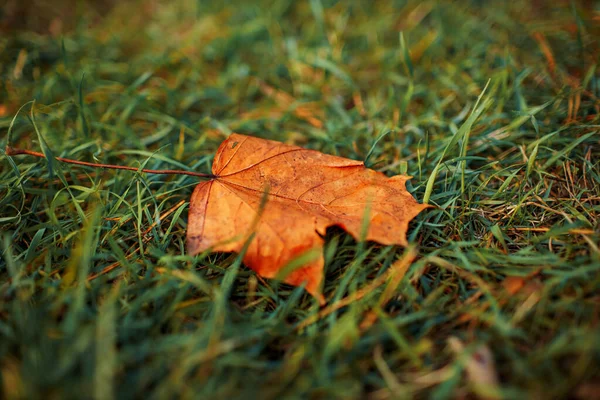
<box><xmin>187</xmin><ymin>134</ymin><xmax>429</xmax><ymax>303</ymax></box>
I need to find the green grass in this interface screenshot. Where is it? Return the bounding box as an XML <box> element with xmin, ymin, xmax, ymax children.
<box><xmin>1</xmin><ymin>1</ymin><xmax>599</xmax><ymax>398</ymax></box>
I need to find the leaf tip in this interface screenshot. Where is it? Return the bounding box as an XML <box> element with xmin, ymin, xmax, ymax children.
<box><xmin>315</xmin><ymin>292</ymin><xmax>326</xmax><ymax>306</ymax></box>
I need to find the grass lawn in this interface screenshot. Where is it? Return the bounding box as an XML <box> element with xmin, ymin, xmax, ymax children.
<box><xmin>1</xmin><ymin>1</ymin><xmax>599</xmax><ymax>398</ymax></box>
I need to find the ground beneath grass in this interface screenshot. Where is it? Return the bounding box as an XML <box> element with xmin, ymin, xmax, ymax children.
<box><xmin>1</xmin><ymin>1</ymin><xmax>599</xmax><ymax>399</ymax></box>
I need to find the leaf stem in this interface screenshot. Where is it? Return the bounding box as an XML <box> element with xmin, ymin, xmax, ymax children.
<box><xmin>5</xmin><ymin>146</ymin><xmax>215</xmax><ymax>179</ymax></box>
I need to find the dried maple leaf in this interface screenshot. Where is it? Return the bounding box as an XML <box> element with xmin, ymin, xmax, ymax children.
<box><xmin>187</xmin><ymin>134</ymin><xmax>429</xmax><ymax>304</ymax></box>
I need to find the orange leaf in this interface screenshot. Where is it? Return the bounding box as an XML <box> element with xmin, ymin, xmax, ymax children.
<box><xmin>187</xmin><ymin>134</ymin><xmax>429</xmax><ymax>304</ymax></box>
